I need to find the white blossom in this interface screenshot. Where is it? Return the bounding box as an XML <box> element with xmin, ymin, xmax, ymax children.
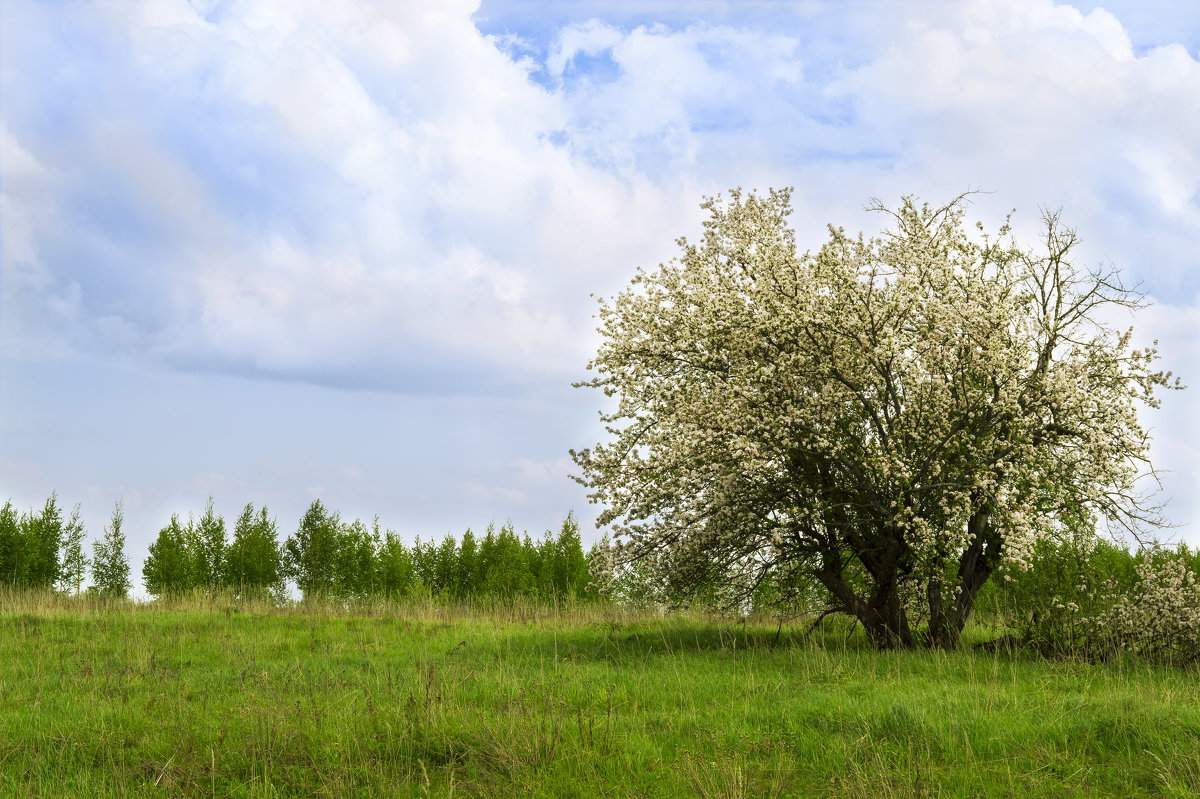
<box><xmin>574</xmin><ymin>190</ymin><xmax>1180</xmax><ymax>649</ymax></box>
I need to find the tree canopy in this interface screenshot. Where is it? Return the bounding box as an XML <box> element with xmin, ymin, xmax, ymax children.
<box><xmin>573</xmin><ymin>189</ymin><xmax>1181</xmax><ymax>648</ymax></box>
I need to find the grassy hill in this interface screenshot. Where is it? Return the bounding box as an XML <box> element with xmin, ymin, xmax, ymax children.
<box><xmin>2</xmin><ymin>590</ymin><xmax>1199</xmax><ymax>797</ymax></box>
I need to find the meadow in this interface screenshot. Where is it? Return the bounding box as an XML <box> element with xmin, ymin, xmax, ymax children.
<box><xmin>2</xmin><ymin>591</ymin><xmax>1200</xmax><ymax>798</ymax></box>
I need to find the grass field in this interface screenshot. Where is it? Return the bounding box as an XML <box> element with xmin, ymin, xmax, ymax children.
<box><xmin>2</xmin><ymin>591</ymin><xmax>1200</xmax><ymax>798</ymax></box>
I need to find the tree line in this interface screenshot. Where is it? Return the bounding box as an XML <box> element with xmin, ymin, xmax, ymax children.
<box><xmin>0</xmin><ymin>495</ymin><xmax>89</xmax><ymax>593</ymax></box>
<box><xmin>0</xmin><ymin>494</ymin><xmax>591</xmax><ymax>603</ymax></box>
<box><xmin>12</xmin><ymin>490</ymin><xmax>1200</xmax><ymax>662</ymax></box>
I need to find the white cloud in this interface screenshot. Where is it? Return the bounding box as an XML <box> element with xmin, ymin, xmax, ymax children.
<box><xmin>2</xmin><ymin>0</ymin><xmax>1199</xmax><ymax>547</ymax></box>
<box><xmin>547</xmin><ymin>18</ymin><xmax>625</xmax><ymax>77</ymax></box>
<box><xmin>7</xmin><ymin>0</ymin><xmax>1198</xmax><ymax>362</ymax></box>
<box><xmin>829</xmin><ymin>0</ymin><xmax>1200</xmax><ymax>288</ymax></box>
<box><xmin>3</xmin><ymin>0</ymin><xmax>703</xmax><ymax>390</ymax></box>
<box><xmin>547</xmin><ymin>20</ymin><xmax>805</xmax><ymax>176</ymax></box>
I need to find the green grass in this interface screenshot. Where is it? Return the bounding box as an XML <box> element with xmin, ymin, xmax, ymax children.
<box><xmin>2</xmin><ymin>591</ymin><xmax>1199</xmax><ymax>797</ymax></box>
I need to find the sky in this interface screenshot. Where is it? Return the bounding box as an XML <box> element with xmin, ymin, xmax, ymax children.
<box><xmin>1</xmin><ymin>0</ymin><xmax>1198</xmax><ymax>594</ymax></box>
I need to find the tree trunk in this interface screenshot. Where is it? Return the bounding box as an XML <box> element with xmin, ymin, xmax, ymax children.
<box><xmin>927</xmin><ymin>506</ymin><xmax>1000</xmax><ymax>649</ymax></box>
<box><xmin>817</xmin><ymin>554</ymin><xmax>914</xmax><ymax>649</ymax></box>
<box><xmin>926</xmin><ymin>572</ymin><xmax>950</xmax><ymax>647</ymax></box>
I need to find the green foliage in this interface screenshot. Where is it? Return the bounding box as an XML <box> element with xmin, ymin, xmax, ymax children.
<box><xmin>190</xmin><ymin>496</ymin><xmax>226</xmax><ymax>591</ymax></box>
<box><xmin>22</xmin><ymin>494</ymin><xmax>64</xmax><ymax>589</ymax></box>
<box><xmin>479</xmin><ymin>523</ymin><xmax>535</xmax><ymax>596</ymax></box>
<box><xmin>142</xmin><ymin>514</ymin><xmax>195</xmax><ymax>598</ymax></box>
<box><xmin>56</xmin><ymin>505</ymin><xmax>88</xmax><ymax>595</ymax></box>
<box><xmin>223</xmin><ymin>503</ymin><xmax>282</xmax><ymax>596</ymax></box>
<box><xmin>376</xmin><ymin>529</ymin><xmax>417</xmax><ymax>597</ymax></box>
<box><xmin>336</xmin><ymin>518</ymin><xmax>380</xmax><ymax>599</ymax></box>
<box><xmin>976</xmin><ymin>535</ymin><xmax>1140</xmax><ymax>632</ymax></box>
<box><xmin>91</xmin><ymin>501</ymin><xmax>130</xmax><ymax>599</ymax></box>
<box><xmin>600</xmin><ymin>551</ymin><xmax>668</xmax><ymax>609</ymax></box>
<box><xmin>0</xmin><ymin>502</ymin><xmax>22</xmax><ymax>585</ymax></box>
<box><xmin>277</xmin><ymin>512</ymin><xmax>594</xmax><ymax>604</ymax></box>
<box><xmin>0</xmin><ymin>494</ymin><xmax>86</xmax><ymax>594</ymax></box>
<box><xmin>547</xmin><ymin>511</ymin><xmax>591</xmax><ymax>597</ymax></box>
<box><xmin>0</xmin><ymin>495</ymin><xmax>66</xmax><ymax>589</ymax></box>
<box><xmin>283</xmin><ymin>499</ymin><xmax>343</xmax><ymax>600</ymax></box>
<box><xmin>974</xmin><ymin>538</ymin><xmax>1200</xmax><ymax>663</ymax></box>
<box><xmin>0</xmin><ymin>492</ymin><xmax>588</xmax><ymax>605</ymax></box>
<box><xmin>458</xmin><ymin>528</ymin><xmax>478</xmax><ymax>597</ymax></box>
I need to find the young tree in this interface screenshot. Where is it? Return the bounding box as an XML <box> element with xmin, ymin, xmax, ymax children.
<box><xmin>22</xmin><ymin>494</ymin><xmax>64</xmax><ymax>589</ymax></box>
<box><xmin>283</xmin><ymin>499</ymin><xmax>342</xmax><ymax>600</ymax></box>
<box><xmin>458</xmin><ymin>529</ymin><xmax>478</xmax><ymax>598</ymax></box>
<box><xmin>486</xmin><ymin>523</ymin><xmax>533</xmax><ymax>596</ymax></box>
<box><xmin>532</xmin><ymin>531</ymin><xmax>554</xmax><ymax>596</ymax></box>
<box><xmin>551</xmin><ymin>512</ymin><xmax>590</xmax><ymax>598</ymax></box>
<box><xmin>433</xmin><ymin>534</ymin><xmax>458</xmax><ymax>596</ymax></box>
<box><xmin>143</xmin><ymin>514</ymin><xmax>195</xmax><ymax>598</ymax></box>
<box><xmin>574</xmin><ymin>190</ymin><xmax>1181</xmax><ymax>649</ymax></box>
<box><xmin>410</xmin><ymin>536</ymin><xmax>437</xmax><ymax>590</ymax></box>
<box><xmin>377</xmin><ymin>529</ymin><xmax>416</xmax><ymax>597</ymax></box>
<box><xmin>57</xmin><ymin>504</ymin><xmax>89</xmax><ymax>595</ymax></box>
<box><xmin>92</xmin><ymin>501</ymin><xmax>131</xmax><ymax>599</ymax></box>
<box><xmin>224</xmin><ymin>503</ymin><xmax>282</xmax><ymax>595</ymax></box>
<box><xmin>474</xmin><ymin>525</ymin><xmax>496</xmax><ymax>591</ymax></box>
<box><xmin>0</xmin><ymin>495</ymin><xmax>66</xmax><ymax>588</ymax></box>
<box><xmin>191</xmin><ymin>496</ymin><xmax>226</xmax><ymax>592</ymax></box>
<box><xmin>336</xmin><ymin>518</ymin><xmax>379</xmax><ymax>599</ymax></box>
<box><xmin>0</xmin><ymin>502</ymin><xmax>21</xmax><ymax>585</ymax></box>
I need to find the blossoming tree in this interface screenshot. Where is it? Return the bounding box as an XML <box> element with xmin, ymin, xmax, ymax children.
<box><xmin>572</xmin><ymin>189</ymin><xmax>1180</xmax><ymax>649</ymax></box>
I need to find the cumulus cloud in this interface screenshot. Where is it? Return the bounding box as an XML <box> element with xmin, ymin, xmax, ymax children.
<box><xmin>3</xmin><ymin>0</ymin><xmax>1199</xmax><ymax>540</ymax></box>
<box><xmin>829</xmin><ymin>0</ymin><xmax>1200</xmax><ymax>287</ymax></box>
<box><xmin>11</xmin><ymin>0</ymin><xmax>1193</xmax><ymax>391</ymax></box>
<box><xmin>1</xmin><ymin>0</ymin><xmax>693</xmax><ymax>392</ymax></box>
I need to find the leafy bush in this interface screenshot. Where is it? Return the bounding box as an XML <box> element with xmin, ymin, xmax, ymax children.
<box><xmin>973</xmin><ymin>536</ymin><xmax>1200</xmax><ymax>664</ymax></box>
<box><xmin>975</xmin><ymin>535</ymin><xmax>1137</xmax><ymax>646</ymax></box>
<box><xmin>1092</xmin><ymin>550</ymin><xmax>1200</xmax><ymax>663</ymax></box>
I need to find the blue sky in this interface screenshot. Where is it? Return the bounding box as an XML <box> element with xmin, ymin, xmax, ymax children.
<box><xmin>2</xmin><ymin>0</ymin><xmax>1198</xmax><ymax>594</ymax></box>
